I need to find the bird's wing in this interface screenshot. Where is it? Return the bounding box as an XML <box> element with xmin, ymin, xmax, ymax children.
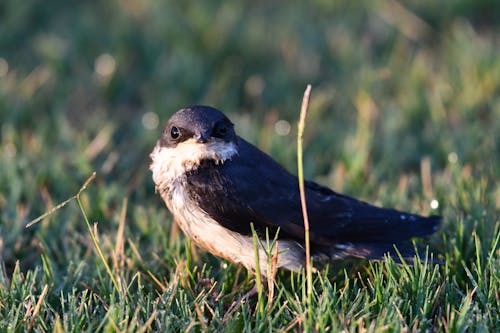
<box><xmin>184</xmin><ymin>138</ymin><xmax>300</xmax><ymax>239</ymax></box>
<box><xmin>185</xmin><ymin>138</ymin><xmax>440</xmax><ymax>245</ymax></box>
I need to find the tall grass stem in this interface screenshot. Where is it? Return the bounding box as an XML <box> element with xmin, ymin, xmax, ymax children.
<box><xmin>297</xmin><ymin>84</ymin><xmax>313</xmax><ymax>324</ymax></box>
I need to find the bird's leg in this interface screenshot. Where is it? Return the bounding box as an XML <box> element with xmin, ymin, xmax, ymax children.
<box><xmin>195</xmin><ymin>278</ymin><xmax>214</xmax><ymax>290</ymax></box>
<box><xmin>225</xmin><ymin>280</ymin><xmax>262</xmax><ymax>315</ymax></box>
<box><xmin>195</xmin><ymin>278</ymin><xmax>220</xmax><ymax>302</ymax></box>
<box><xmin>241</xmin><ymin>283</ymin><xmax>259</xmax><ymax>300</ymax></box>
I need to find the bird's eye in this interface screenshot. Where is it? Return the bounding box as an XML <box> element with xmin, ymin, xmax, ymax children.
<box><xmin>214</xmin><ymin>123</ymin><xmax>227</xmax><ymax>137</ymax></box>
<box><xmin>170</xmin><ymin>126</ymin><xmax>180</xmax><ymax>139</ymax></box>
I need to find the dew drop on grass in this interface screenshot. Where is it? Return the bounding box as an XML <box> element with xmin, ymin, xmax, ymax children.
<box><xmin>95</xmin><ymin>53</ymin><xmax>116</xmax><ymax>77</ymax></box>
<box><xmin>275</xmin><ymin>120</ymin><xmax>291</xmax><ymax>136</ymax></box>
<box><xmin>430</xmin><ymin>199</ymin><xmax>439</xmax><ymax>209</ymax></box>
<box><xmin>142</xmin><ymin>111</ymin><xmax>159</xmax><ymax>130</ymax></box>
<box><xmin>245</xmin><ymin>75</ymin><xmax>265</xmax><ymax>97</ymax></box>
<box><xmin>448</xmin><ymin>152</ymin><xmax>458</xmax><ymax>164</ymax></box>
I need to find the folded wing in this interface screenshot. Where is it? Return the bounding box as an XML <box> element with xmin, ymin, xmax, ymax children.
<box><xmin>185</xmin><ymin>138</ymin><xmax>440</xmax><ymax>260</ymax></box>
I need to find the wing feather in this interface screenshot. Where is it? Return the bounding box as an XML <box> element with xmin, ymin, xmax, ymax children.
<box><xmin>185</xmin><ymin>138</ymin><xmax>440</xmax><ymax>246</ymax></box>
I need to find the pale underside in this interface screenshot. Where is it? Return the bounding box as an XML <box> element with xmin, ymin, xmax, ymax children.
<box><xmin>150</xmin><ymin>139</ymin><xmax>305</xmax><ymax>274</ymax></box>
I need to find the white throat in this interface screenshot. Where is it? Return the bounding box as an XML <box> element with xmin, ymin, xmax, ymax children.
<box><xmin>150</xmin><ymin>139</ymin><xmax>238</xmax><ymax>193</ymax></box>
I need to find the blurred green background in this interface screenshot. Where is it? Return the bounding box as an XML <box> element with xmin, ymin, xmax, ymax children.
<box><xmin>0</xmin><ymin>0</ymin><xmax>499</xmax><ymax>330</ymax></box>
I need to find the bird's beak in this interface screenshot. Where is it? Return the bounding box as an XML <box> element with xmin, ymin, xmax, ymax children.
<box><xmin>195</xmin><ymin>132</ymin><xmax>211</xmax><ymax>143</ymax></box>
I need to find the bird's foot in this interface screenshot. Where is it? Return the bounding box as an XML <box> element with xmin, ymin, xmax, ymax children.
<box><xmin>195</xmin><ymin>278</ymin><xmax>220</xmax><ymax>302</ymax></box>
<box><xmin>225</xmin><ymin>284</ymin><xmax>258</xmax><ymax>315</ymax></box>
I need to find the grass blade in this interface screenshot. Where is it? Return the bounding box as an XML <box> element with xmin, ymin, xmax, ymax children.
<box><xmin>297</xmin><ymin>84</ymin><xmax>313</xmax><ymax>325</ymax></box>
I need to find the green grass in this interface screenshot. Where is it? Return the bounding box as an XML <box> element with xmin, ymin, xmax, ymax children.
<box><xmin>1</xmin><ymin>0</ymin><xmax>499</xmax><ymax>331</ymax></box>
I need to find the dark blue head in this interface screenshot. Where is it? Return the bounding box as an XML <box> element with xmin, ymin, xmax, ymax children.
<box><xmin>160</xmin><ymin>106</ymin><xmax>236</xmax><ymax>148</ymax></box>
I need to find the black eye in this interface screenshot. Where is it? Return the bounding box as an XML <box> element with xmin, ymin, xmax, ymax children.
<box><xmin>214</xmin><ymin>123</ymin><xmax>227</xmax><ymax>137</ymax></box>
<box><xmin>170</xmin><ymin>126</ymin><xmax>180</xmax><ymax>139</ymax></box>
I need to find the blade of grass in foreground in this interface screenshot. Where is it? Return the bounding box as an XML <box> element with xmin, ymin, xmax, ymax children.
<box><xmin>297</xmin><ymin>84</ymin><xmax>313</xmax><ymax>327</ymax></box>
<box><xmin>25</xmin><ymin>172</ymin><xmax>97</xmax><ymax>228</ymax></box>
<box><xmin>250</xmin><ymin>223</ymin><xmax>264</xmax><ymax>314</ymax></box>
<box><xmin>76</xmin><ymin>195</ymin><xmax>121</xmax><ymax>295</ymax></box>
<box><xmin>26</xmin><ymin>172</ymin><xmax>121</xmax><ymax>295</ymax></box>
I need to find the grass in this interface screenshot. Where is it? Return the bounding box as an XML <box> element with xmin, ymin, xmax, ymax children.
<box><xmin>297</xmin><ymin>84</ymin><xmax>313</xmax><ymax>330</ymax></box>
<box><xmin>1</xmin><ymin>0</ymin><xmax>499</xmax><ymax>331</ymax></box>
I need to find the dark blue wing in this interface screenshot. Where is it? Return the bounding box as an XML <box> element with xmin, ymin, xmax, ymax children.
<box><xmin>185</xmin><ymin>138</ymin><xmax>440</xmax><ymax>246</ymax></box>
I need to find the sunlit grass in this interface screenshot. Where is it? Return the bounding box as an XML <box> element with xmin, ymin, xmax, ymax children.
<box><xmin>1</xmin><ymin>0</ymin><xmax>499</xmax><ymax>331</ymax></box>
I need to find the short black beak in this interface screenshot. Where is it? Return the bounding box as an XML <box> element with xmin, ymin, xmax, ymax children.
<box><xmin>195</xmin><ymin>132</ymin><xmax>211</xmax><ymax>143</ymax></box>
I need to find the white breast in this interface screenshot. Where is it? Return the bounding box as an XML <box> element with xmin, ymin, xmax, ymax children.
<box><xmin>163</xmin><ymin>178</ymin><xmax>304</xmax><ymax>274</ymax></box>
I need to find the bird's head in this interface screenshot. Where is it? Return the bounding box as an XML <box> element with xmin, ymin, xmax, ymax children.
<box><xmin>150</xmin><ymin>106</ymin><xmax>238</xmax><ymax>191</ymax></box>
<box><xmin>159</xmin><ymin>105</ymin><xmax>237</xmax><ymax>147</ymax></box>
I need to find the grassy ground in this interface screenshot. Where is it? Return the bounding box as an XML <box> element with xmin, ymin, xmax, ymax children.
<box><xmin>1</xmin><ymin>1</ymin><xmax>499</xmax><ymax>331</ymax></box>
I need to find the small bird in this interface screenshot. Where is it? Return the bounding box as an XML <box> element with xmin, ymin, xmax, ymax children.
<box><xmin>150</xmin><ymin>106</ymin><xmax>440</xmax><ymax>274</ymax></box>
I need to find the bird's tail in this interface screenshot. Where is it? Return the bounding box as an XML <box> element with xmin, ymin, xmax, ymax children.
<box><xmin>327</xmin><ymin>214</ymin><xmax>442</xmax><ymax>264</ymax></box>
<box><xmin>330</xmin><ymin>241</ymin><xmax>442</xmax><ymax>264</ymax></box>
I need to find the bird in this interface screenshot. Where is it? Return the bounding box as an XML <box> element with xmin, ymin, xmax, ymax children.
<box><xmin>150</xmin><ymin>105</ymin><xmax>441</xmax><ymax>275</ymax></box>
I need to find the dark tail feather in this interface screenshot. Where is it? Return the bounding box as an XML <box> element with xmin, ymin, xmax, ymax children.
<box><xmin>331</xmin><ymin>241</ymin><xmax>443</xmax><ymax>264</ymax></box>
<box><xmin>335</xmin><ymin>213</ymin><xmax>442</xmax><ymax>242</ymax></box>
